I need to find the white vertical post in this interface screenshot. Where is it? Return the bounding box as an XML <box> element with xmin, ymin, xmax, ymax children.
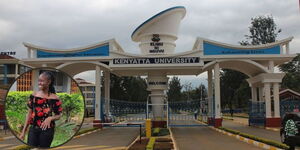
<box><xmin>286</xmin><ymin>43</ymin><xmax>289</xmax><ymax>54</ymax></box>
<box><xmin>104</xmin><ymin>71</ymin><xmax>110</xmax><ymax>115</ymax></box>
<box><xmin>251</xmin><ymin>86</ymin><xmax>257</xmax><ymax>101</ymax></box>
<box><xmin>207</xmin><ymin>69</ymin><xmax>213</xmax><ymax>117</ymax></box>
<box><xmin>264</xmin><ymin>83</ymin><xmax>271</xmax><ymax>118</ymax></box>
<box><xmin>259</xmin><ymin>86</ymin><xmax>264</xmax><ymax>102</ymax></box>
<box><xmin>214</xmin><ymin>63</ymin><xmax>221</xmax><ymax>118</ymax></box>
<box><xmin>32</xmin><ymin>50</ymin><xmax>37</xmax><ymax>58</ymax></box>
<box><xmin>15</xmin><ymin>64</ymin><xmax>18</xmax><ymax>78</ymax></box>
<box><xmin>273</xmin><ymin>83</ymin><xmax>280</xmax><ymax>118</ymax></box>
<box><xmin>32</xmin><ymin>69</ymin><xmax>39</xmax><ymax>91</ymax></box>
<box><xmin>27</xmin><ymin>48</ymin><xmax>31</xmax><ymax>58</ymax></box>
<box><xmin>66</xmin><ymin>77</ymin><xmax>71</xmax><ymax>94</ymax></box>
<box><xmin>268</xmin><ymin>61</ymin><xmax>274</xmax><ymax>73</ymax></box>
<box><xmin>95</xmin><ymin>66</ymin><xmax>102</xmax><ymax>121</ymax></box>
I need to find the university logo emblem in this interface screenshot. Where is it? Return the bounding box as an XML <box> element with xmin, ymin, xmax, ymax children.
<box><xmin>151</xmin><ymin>34</ymin><xmax>160</xmax><ymax>42</ymax></box>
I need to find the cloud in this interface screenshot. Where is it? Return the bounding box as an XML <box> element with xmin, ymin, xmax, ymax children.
<box><xmin>1</xmin><ymin>0</ymin><xmax>299</xmax><ymax>87</ymax></box>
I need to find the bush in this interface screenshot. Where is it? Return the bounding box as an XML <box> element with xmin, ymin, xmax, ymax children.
<box><xmin>152</xmin><ymin>128</ymin><xmax>160</xmax><ymax>136</ymax></box>
<box><xmin>5</xmin><ymin>91</ymin><xmax>85</xmax><ymax>148</ymax></box>
<box><xmin>151</xmin><ymin>128</ymin><xmax>170</xmax><ymax>136</ymax></box>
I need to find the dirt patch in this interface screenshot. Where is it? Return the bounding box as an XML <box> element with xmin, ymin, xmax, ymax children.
<box><xmin>154</xmin><ymin>137</ymin><xmax>173</xmax><ymax>150</ymax></box>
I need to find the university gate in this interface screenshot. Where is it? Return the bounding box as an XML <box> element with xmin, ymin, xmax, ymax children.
<box><xmin>21</xmin><ymin>6</ymin><xmax>296</xmax><ymax>128</ymax></box>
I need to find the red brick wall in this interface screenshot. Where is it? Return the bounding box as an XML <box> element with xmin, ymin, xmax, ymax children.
<box><xmin>0</xmin><ymin>104</ymin><xmax>4</xmax><ymax>120</ymax></box>
<box><xmin>0</xmin><ymin>89</ymin><xmax>7</xmax><ymax>120</ymax></box>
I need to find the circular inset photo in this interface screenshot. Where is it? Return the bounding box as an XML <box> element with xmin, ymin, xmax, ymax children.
<box><xmin>4</xmin><ymin>67</ymin><xmax>85</xmax><ymax>148</ymax></box>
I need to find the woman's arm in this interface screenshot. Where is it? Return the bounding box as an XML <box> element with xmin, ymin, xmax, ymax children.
<box><xmin>40</xmin><ymin>98</ymin><xmax>62</xmax><ymax>130</ymax></box>
<box><xmin>40</xmin><ymin>114</ymin><xmax>61</xmax><ymax>130</ymax></box>
<box><xmin>49</xmin><ymin>114</ymin><xmax>62</xmax><ymax>121</ymax></box>
<box><xmin>19</xmin><ymin>109</ymin><xmax>32</xmax><ymax>140</ymax></box>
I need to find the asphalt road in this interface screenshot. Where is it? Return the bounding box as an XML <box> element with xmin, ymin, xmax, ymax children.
<box><xmin>222</xmin><ymin>119</ymin><xmax>281</xmax><ymax>142</ymax></box>
<box><xmin>53</xmin><ymin>127</ymin><xmax>139</xmax><ymax>150</ymax></box>
<box><xmin>0</xmin><ymin>127</ymin><xmax>140</xmax><ymax>150</ymax></box>
<box><xmin>171</xmin><ymin>126</ymin><xmax>263</xmax><ymax>150</ymax></box>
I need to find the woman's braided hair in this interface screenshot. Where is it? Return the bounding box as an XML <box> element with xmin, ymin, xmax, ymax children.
<box><xmin>41</xmin><ymin>71</ymin><xmax>56</xmax><ymax>96</ymax></box>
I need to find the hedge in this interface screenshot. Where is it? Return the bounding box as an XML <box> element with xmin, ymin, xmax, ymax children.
<box><xmin>152</xmin><ymin>128</ymin><xmax>160</xmax><ymax>136</ymax></box>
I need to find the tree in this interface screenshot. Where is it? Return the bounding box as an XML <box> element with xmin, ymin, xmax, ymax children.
<box><xmin>182</xmin><ymin>82</ymin><xmax>193</xmax><ymax>101</ymax></box>
<box><xmin>109</xmin><ymin>74</ymin><xmax>127</xmax><ymax>100</ymax></box>
<box><xmin>240</xmin><ymin>15</ymin><xmax>281</xmax><ymax>45</ymax></box>
<box><xmin>279</xmin><ymin>54</ymin><xmax>300</xmax><ymax>93</ymax></box>
<box><xmin>220</xmin><ymin>15</ymin><xmax>281</xmax><ymax>111</ymax></box>
<box><xmin>220</xmin><ymin>69</ymin><xmax>249</xmax><ymax>109</ymax></box>
<box><xmin>189</xmin><ymin>84</ymin><xmax>207</xmax><ymax>100</ymax></box>
<box><xmin>109</xmin><ymin>74</ymin><xmax>148</xmax><ymax>102</ymax></box>
<box><xmin>167</xmin><ymin>77</ymin><xmax>182</xmax><ymax>102</ymax></box>
<box><xmin>122</xmin><ymin>76</ymin><xmax>148</xmax><ymax>102</ymax></box>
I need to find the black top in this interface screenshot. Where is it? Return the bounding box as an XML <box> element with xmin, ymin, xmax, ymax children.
<box><xmin>27</xmin><ymin>94</ymin><xmax>62</xmax><ymax>128</ymax></box>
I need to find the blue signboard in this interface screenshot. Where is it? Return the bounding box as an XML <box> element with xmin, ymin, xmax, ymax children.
<box><xmin>37</xmin><ymin>44</ymin><xmax>109</xmax><ymax>58</ymax></box>
<box><xmin>203</xmin><ymin>42</ymin><xmax>280</xmax><ymax>55</ymax></box>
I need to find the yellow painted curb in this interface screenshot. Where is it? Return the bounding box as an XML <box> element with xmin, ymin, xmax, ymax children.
<box><xmin>211</xmin><ymin>127</ymin><xmax>283</xmax><ymax>150</ymax></box>
<box><xmin>169</xmin><ymin>128</ymin><xmax>179</xmax><ymax>150</ymax></box>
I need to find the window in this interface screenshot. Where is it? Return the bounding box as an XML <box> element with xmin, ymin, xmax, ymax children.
<box><xmin>86</xmin><ymin>86</ymin><xmax>95</xmax><ymax>91</ymax></box>
<box><xmin>6</xmin><ymin>64</ymin><xmax>16</xmax><ymax>74</ymax></box>
<box><xmin>19</xmin><ymin>65</ymin><xmax>31</xmax><ymax>74</ymax></box>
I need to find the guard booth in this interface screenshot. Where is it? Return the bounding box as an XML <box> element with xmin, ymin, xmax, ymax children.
<box><xmin>280</xmin><ymin>89</ymin><xmax>300</xmax><ymax>117</ymax></box>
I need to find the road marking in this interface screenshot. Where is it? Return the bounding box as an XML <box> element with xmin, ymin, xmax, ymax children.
<box><xmin>72</xmin><ymin>145</ymin><xmax>110</xmax><ymax>150</ymax></box>
<box><xmin>52</xmin><ymin>145</ymin><xmax>86</xmax><ymax>149</ymax></box>
<box><xmin>0</xmin><ymin>144</ymin><xmax>13</xmax><ymax>148</ymax></box>
<box><xmin>102</xmin><ymin>147</ymin><xmax>126</xmax><ymax>150</ymax></box>
<box><xmin>7</xmin><ymin>145</ymin><xmax>25</xmax><ymax>150</ymax></box>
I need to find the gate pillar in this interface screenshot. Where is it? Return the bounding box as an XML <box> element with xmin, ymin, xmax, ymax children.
<box><xmin>147</xmin><ymin>73</ymin><xmax>168</xmax><ymax>127</ymax></box>
<box><xmin>247</xmin><ymin>73</ymin><xmax>285</xmax><ymax>127</ymax></box>
<box><xmin>93</xmin><ymin>65</ymin><xmax>103</xmax><ymax>128</ymax></box>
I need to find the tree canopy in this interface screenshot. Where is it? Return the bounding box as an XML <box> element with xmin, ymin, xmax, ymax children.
<box><xmin>109</xmin><ymin>74</ymin><xmax>148</xmax><ymax>102</ymax></box>
<box><xmin>279</xmin><ymin>54</ymin><xmax>300</xmax><ymax>93</ymax></box>
<box><xmin>240</xmin><ymin>15</ymin><xmax>281</xmax><ymax>45</ymax></box>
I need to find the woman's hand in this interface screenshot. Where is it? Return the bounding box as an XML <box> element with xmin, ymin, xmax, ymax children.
<box><xmin>40</xmin><ymin>117</ymin><xmax>52</xmax><ymax>130</ymax></box>
<box><xmin>19</xmin><ymin>132</ymin><xmax>25</xmax><ymax>140</ymax></box>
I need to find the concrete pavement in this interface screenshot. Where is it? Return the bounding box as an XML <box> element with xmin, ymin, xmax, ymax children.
<box><xmin>171</xmin><ymin>126</ymin><xmax>263</xmax><ymax>150</ymax></box>
<box><xmin>222</xmin><ymin>119</ymin><xmax>281</xmax><ymax>142</ymax></box>
<box><xmin>54</xmin><ymin>127</ymin><xmax>140</xmax><ymax>150</ymax></box>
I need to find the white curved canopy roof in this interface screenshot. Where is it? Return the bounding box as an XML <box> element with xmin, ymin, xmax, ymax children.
<box><xmin>131</xmin><ymin>6</ymin><xmax>186</xmax><ymax>42</ymax></box>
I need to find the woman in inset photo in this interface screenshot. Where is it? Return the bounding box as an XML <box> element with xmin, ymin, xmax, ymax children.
<box><xmin>5</xmin><ymin>68</ymin><xmax>85</xmax><ymax>148</ymax></box>
<box><xmin>19</xmin><ymin>71</ymin><xmax>62</xmax><ymax>148</ymax></box>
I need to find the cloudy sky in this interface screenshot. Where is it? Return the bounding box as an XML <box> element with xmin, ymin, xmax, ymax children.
<box><xmin>1</xmin><ymin>0</ymin><xmax>299</xmax><ymax>87</ymax></box>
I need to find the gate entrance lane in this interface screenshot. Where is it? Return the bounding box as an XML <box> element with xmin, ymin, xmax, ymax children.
<box><xmin>100</xmin><ymin>98</ymin><xmax>147</xmax><ymax>123</ymax></box>
<box><xmin>168</xmin><ymin>99</ymin><xmax>211</xmax><ymax>127</ymax></box>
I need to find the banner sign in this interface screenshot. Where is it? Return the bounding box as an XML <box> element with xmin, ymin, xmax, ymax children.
<box><xmin>0</xmin><ymin>51</ymin><xmax>16</xmax><ymax>55</ymax></box>
<box><xmin>37</xmin><ymin>45</ymin><xmax>109</xmax><ymax>58</ymax></box>
<box><xmin>203</xmin><ymin>42</ymin><xmax>280</xmax><ymax>55</ymax></box>
<box><xmin>113</xmin><ymin>57</ymin><xmax>199</xmax><ymax>65</ymax></box>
